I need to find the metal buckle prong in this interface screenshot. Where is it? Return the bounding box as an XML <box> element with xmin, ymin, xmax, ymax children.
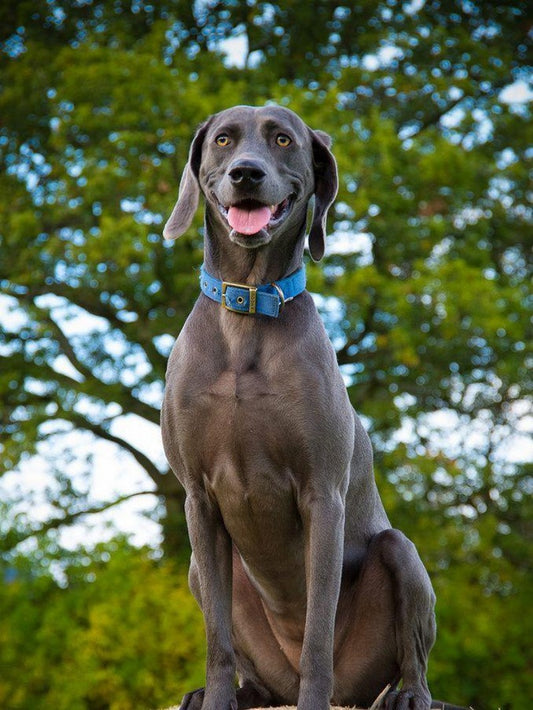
<box><xmin>221</xmin><ymin>281</ymin><xmax>257</xmax><ymax>314</ymax></box>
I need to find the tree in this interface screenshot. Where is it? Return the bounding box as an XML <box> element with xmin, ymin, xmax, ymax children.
<box><xmin>0</xmin><ymin>2</ymin><xmax>531</xmax><ymax>705</ymax></box>
<box><xmin>0</xmin><ymin>537</ymin><xmax>206</xmax><ymax>710</ymax></box>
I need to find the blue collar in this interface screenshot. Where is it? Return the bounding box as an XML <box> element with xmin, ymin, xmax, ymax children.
<box><xmin>199</xmin><ymin>264</ymin><xmax>306</xmax><ymax>318</ymax></box>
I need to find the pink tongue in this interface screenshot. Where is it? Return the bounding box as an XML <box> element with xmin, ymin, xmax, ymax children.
<box><xmin>227</xmin><ymin>205</ymin><xmax>272</xmax><ymax>235</ymax></box>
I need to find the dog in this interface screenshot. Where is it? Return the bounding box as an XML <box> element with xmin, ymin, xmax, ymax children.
<box><xmin>161</xmin><ymin>105</ymin><xmax>437</xmax><ymax>710</ymax></box>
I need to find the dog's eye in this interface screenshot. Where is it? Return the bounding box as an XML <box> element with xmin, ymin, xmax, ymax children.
<box><xmin>276</xmin><ymin>134</ymin><xmax>292</xmax><ymax>147</ymax></box>
<box><xmin>215</xmin><ymin>134</ymin><xmax>230</xmax><ymax>147</ymax></box>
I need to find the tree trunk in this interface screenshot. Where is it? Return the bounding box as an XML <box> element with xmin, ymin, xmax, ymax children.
<box><xmin>159</xmin><ymin>484</ymin><xmax>189</xmax><ymax>562</ymax></box>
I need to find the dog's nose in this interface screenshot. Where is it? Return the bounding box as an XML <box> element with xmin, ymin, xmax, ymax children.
<box><xmin>228</xmin><ymin>160</ymin><xmax>267</xmax><ymax>186</ymax></box>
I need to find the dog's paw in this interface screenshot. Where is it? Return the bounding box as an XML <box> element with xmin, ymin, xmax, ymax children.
<box><xmin>236</xmin><ymin>681</ymin><xmax>277</xmax><ymax>709</ymax></box>
<box><xmin>179</xmin><ymin>687</ymin><xmax>204</xmax><ymax>710</ymax></box>
<box><xmin>180</xmin><ymin>685</ymin><xmax>238</xmax><ymax>710</ymax></box>
<box><xmin>383</xmin><ymin>687</ymin><xmax>431</xmax><ymax>710</ymax></box>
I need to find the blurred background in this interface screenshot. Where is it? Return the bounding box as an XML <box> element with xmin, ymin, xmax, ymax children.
<box><xmin>0</xmin><ymin>1</ymin><xmax>531</xmax><ymax>708</ymax></box>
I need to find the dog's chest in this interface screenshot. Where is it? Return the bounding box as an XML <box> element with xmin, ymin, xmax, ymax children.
<box><xmin>175</xmin><ymin>352</ymin><xmax>310</xmax><ymax>490</ymax></box>
<box><xmin>165</xmin><ymin>302</ymin><xmax>351</xmax><ymax>493</ymax></box>
<box><xmin>181</xmin><ymin>365</ymin><xmax>310</xmax><ymax>580</ymax></box>
<box><xmin>207</xmin><ymin>368</ymin><xmax>272</xmax><ymax>400</ymax></box>
<box><xmin>193</xmin><ymin>365</ymin><xmax>307</xmax><ymax>469</ymax></box>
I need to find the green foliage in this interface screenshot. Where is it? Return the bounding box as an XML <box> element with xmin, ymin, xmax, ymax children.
<box><xmin>0</xmin><ymin>538</ymin><xmax>205</xmax><ymax>710</ymax></box>
<box><xmin>431</xmin><ymin>546</ymin><xmax>533</xmax><ymax>707</ymax></box>
<box><xmin>0</xmin><ymin>1</ymin><xmax>531</xmax><ymax>708</ymax></box>
<box><xmin>378</xmin><ymin>458</ymin><xmax>533</xmax><ymax>707</ymax></box>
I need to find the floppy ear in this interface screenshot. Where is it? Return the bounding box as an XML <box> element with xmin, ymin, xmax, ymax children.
<box><xmin>163</xmin><ymin>120</ymin><xmax>210</xmax><ymax>240</ymax></box>
<box><xmin>308</xmin><ymin>129</ymin><xmax>338</xmax><ymax>261</ymax></box>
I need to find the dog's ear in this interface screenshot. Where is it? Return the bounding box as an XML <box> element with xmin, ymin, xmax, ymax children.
<box><xmin>308</xmin><ymin>129</ymin><xmax>338</xmax><ymax>261</ymax></box>
<box><xmin>163</xmin><ymin>120</ymin><xmax>210</xmax><ymax>240</ymax></box>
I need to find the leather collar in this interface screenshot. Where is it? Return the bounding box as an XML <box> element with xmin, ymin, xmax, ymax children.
<box><xmin>199</xmin><ymin>264</ymin><xmax>306</xmax><ymax>318</ymax></box>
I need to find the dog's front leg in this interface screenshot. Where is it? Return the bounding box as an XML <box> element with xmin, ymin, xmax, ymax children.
<box><xmin>297</xmin><ymin>492</ymin><xmax>345</xmax><ymax>710</ymax></box>
<box><xmin>184</xmin><ymin>490</ymin><xmax>237</xmax><ymax>710</ymax></box>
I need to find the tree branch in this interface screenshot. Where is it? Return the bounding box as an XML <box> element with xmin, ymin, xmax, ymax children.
<box><xmin>405</xmin><ymin>74</ymin><xmax>513</xmax><ymax>138</ymax></box>
<box><xmin>1</xmin><ymin>490</ymin><xmax>156</xmax><ymax>553</ymax></box>
<box><xmin>67</xmin><ymin>412</ymin><xmax>171</xmax><ymax>488</ymax></box>
<box><xmin>41</xmin><ymin>311</ymin><xmax>97</xmax><ymax>383</ymax></box>
<box><xmin>6</xmin><ymin>281</ymin><xmax>168</xmax><ymax>374</ymax></box>
<box><xmin>3</xmin><ymin>313</ymin><xmax>162</xmax><ymax>426</ymax></box>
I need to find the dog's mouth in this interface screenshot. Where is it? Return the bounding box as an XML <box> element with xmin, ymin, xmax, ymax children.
<box><xmin>216</xmin><ymin>196</ymin><xmax>295</xmax><ymax>237</ymax></box>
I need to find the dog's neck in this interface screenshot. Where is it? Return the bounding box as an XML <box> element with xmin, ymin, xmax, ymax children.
<box><xmin>203</xmin><ymin>207</ymin><xmax>307</xmax><ymax>286</ymax></box>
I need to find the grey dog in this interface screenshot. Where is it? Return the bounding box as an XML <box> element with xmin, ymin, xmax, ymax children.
<box><xmin>161</xmin><ymin>105</ymin><xmax>437</xmax><ymax>710</ymax></box>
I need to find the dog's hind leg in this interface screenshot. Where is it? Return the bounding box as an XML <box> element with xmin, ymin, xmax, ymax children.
<box><xmin>377</xmin><ymin>529</ymin><xmax>436</xmax><ymax>710</ymax></box>
<box><xmin>333</xmin><ymin>529</ymin><xmax>436</xmax><ymax>709</ymax></box>
<box><xmin>232</xmin><ymin>552</ymin><xmax>300</xmax><ymax>708</ymax></box>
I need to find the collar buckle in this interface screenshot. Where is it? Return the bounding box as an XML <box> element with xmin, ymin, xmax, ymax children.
<box><xmin>221</xmin><ymin>281</ymin><xmax>257</xmax><ymax>314</ymax></box>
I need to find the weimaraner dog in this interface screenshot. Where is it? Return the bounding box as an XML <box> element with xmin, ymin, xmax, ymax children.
<box><xmin>161</xmin><ymin>105</ymin><xmax>438</xmax><ymax>710</ymax></box>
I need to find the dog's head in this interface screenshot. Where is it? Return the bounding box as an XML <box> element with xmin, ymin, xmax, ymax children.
<box><xmin>163</xmin><ymin>105</ymin><xmax>338</xmax><ymax>261</ymax></box>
